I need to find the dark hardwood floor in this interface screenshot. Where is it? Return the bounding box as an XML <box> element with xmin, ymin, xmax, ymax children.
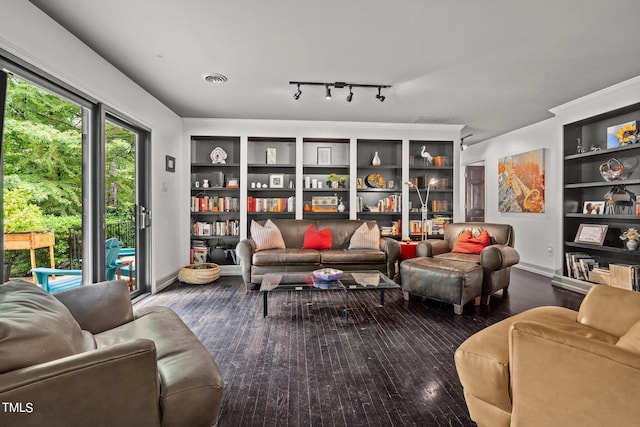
<box><xmin>136</xmin><ymin>268</ymin><xmax>584</xmax><ymax>427</ymax></box>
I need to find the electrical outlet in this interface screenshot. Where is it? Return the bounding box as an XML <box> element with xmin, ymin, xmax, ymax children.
<box><xmin>547</xmin><ymin>244</ymin><xmax>554</xmax><ymax>257</ymax></box>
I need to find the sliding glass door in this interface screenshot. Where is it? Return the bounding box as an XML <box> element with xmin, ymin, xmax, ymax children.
<box><xmin>0</xmin><ymin>57</ymin><xmax>151</xmax><ymax>297</ymax></box>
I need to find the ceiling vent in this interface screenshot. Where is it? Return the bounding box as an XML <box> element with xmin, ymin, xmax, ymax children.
<box><xmin>203</xmin><ymin>73</ymin><xmax>228</xmax><ymax>84</ymax></box>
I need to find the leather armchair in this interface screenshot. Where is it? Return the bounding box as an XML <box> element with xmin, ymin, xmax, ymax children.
<box><xmin>416</xmin><ymin>222</ymin><xmax>519</xmax><ymax>303</ymax></box>
<box><xmin>455</xmin><ymin>285</ymin><xmax>640</xmax><ymax>427</ymax></box>
<box><xmin>0</xmin><ymin>279</ymin><xmax>223</xmax><ymax>427</ymax></box>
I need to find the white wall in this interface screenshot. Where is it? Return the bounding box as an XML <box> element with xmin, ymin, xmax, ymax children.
<box><xmin>459</xmin><ymin>76</ymin><xmax>640</xmax><ymax>277</ymax></box>
<box><xmin>1</xmin><ymin>0</ymin><xmax>186</xmax><ymax>292</ymax></box>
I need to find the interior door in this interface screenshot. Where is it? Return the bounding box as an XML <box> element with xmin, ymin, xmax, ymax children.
<box><xmin>465</xmin><ymin>165</ymin><xmax>485</xmax><ymax>222</ymax></box>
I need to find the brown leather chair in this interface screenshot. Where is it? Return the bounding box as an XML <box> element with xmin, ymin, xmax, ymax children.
<box><xmin>0</xmin><ymin>279</ymin><xmax>224</xmax><ymax>427</ymax></box>
<box><xmin>416</xmin><ymin>222</ymin><xmax>520</xmax><ymax>304</ymax></box>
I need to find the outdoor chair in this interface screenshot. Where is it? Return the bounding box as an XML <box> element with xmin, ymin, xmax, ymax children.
<box><xmin>31</xmin><ymin>238</ymin><xmax>123</xmax><ymax>293</ymax></box>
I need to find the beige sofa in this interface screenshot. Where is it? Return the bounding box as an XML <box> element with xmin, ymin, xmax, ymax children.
<box><xmin>0</xmin><ymin>279</ymin><xmax>224</xmax><ymax>427</ymax></box>
<box><xmin>236</xmin><ymin>218</ymin><xmax>401</xmax><ymax>289</ymax></box>
<box><xmin>417</xmin><ymin>222</ymin><xmax>519</xmax><ymax>303</ymax></box>
<box><xmin>455</xmin><ymin>285</ymin><xmax>640</xmax><ymax>427</ymax></box>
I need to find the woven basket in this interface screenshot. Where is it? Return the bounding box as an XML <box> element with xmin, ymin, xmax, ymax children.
<box><xmin>178</xmin><ymin>263</ymin><xmax>221</xmax><ymax>284</ymax></box>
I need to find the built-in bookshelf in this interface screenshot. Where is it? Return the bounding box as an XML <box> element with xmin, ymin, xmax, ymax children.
<box><xmin>246</xmin><ymin>137</ymin><xmax>296</xmax><ymax>235</ymax></box>
<box><xmin>302</xmin><ymin>138</ymin><xmax>350</xmax><ymax>219</ymax></box>
<box><xmin>407</xmin><ymin>140</ymin><xmax>454</xmax><ymax>239</ymax></box>
<box><xmin>552</xmin><ymin>101</ymin><xmax>640</xmax><ymax>294</ymax></box>
<box><xmin>190</xmin><ymin>136</ymin><xmax>241</xmax><ymax>265</ymax></box>
<box><xmin>356</xmin><ymin>139</ymin><xmax>403</xmax><ymax>238</ymax></box>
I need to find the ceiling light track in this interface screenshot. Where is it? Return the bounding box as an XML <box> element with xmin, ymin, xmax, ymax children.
<box><xmin>290</xmin><ymin>81</ymin><xmax>391</xmax><ymax>102</ymax></box>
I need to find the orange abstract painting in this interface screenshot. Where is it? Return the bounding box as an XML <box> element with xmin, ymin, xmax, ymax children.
<box><xmin>498</xmin><ymin>149</ymin><xmax>545</xmax><ymax>213</ymax></box>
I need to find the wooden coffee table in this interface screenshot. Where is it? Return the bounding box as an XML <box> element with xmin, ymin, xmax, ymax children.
<box><xmin>260</xmin><ymin>270</ymin><xmax>400</xmax><ymax>317</ymax></box>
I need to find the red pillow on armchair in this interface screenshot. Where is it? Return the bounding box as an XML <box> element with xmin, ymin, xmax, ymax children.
<box><xmin>303</xmin><ymin>224</ymin><xmax>332</xmax><ymax>250</ymax></box>
<box><xmin>452</xmin><ymin>229</ymin><xmax>491</xmax><ymax>254</ymax></box>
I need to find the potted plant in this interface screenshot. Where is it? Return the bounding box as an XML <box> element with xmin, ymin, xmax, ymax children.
<box><xmin>620</xmin><ymin>227</ymin><xmax>639</xmax><ymax>250</ymax></box>
<box><xmin>326</xmin><ymin>173</ymin><xmax>347</xmax><ymax>189</ymax></box>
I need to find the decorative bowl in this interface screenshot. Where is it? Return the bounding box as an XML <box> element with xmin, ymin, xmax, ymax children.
<box><xmin>313</xmin><ymin>268</ymin><xmax>343</xmax><ymax>281</ymax></box>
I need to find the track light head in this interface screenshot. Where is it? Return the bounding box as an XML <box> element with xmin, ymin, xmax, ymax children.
<box><xmin>376</xmin><ymin>87</ymin><xmax>385</xmax><ymax>102</ymax></box>
<box><xmin>293</xmin><ymin>84</ymin><xmax>302</xmax><ymax>100</ymax></box>
<box><xmin>325</xmin><ymin>85</ymin><xmax>332</xmax><ymax>100</ymax></box>
<box><xmin>346</xmin><ymin>86</ymin><xmax>353</xmax><ymax>102</ymax></box>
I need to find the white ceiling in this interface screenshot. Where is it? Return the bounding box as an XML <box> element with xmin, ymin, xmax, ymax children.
<box><xmin>28</xmin><ymin>0</ymin><xmax>640</xmax><ymax>144</ymax></box>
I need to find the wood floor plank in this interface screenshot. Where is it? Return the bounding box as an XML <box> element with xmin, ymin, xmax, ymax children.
<box><xmin>136</xmin><ymin>268</ymin><xmax>584</xmax><ymax>427</ymax></box>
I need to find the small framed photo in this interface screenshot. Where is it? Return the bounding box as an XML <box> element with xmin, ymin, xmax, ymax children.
<box><xmin>574</xmin><ymin>224</ymin><xmax>609</xmax><ymax>246</ymax></box>
<box><xmin>269</xmin><ymin>173</ymin><xmax>284</xmax><ymax>188</ymax></box>
<box><xmin>165</xmin><ymin>155</ymin><xmax>175</xmax><ymax>172</ymax></box>
<box><xmin>266</xmin><ymin>148</ymin><xmax>277</xmax><ymax>164</ymax></box>
<box><xmin>386</xmin><ymin>180</ymin><xmax>394</xmax><ymax>189</ymax></box>
<box><xmin>226</xmin><ymin>178</ymin><xmax>239</xmax><ymax>188</ymax></box>
<box><xmin>317</xmin><ymin>147</ymin><xmax>332</xmax><ymax>165</ymax></box>
<box><xmin>583</xmin><ymin>201</ymin><xmax>605</xmax><ymax>215</ymax></box>
<box><xmin>356</xmin><ymin>177</ymin><xmax>363</xmax><ymax>189</ymax></box>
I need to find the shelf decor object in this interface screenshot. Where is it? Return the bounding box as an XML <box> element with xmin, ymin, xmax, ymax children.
<box><xmin>599</xmin><ymin>158</ymin><xmax>625</xmax><ymax>181</ymax></box>
<box><xmin>209</xmin><ymin>147</ymin><xmax>227</xmax><ymax>164</ymax></box>
<box><xmin>371</xmin><ymin>151</ymin><xmax>381</xmax><ymax>166</ymax></box>
<box><xmin>607</xmin><ymin>121</ymin><xmax>638</xmax><ymax>148</ymax></box>
<box><xmin>574</xmin><ymin>224</ymin><xmax>608</xmax><ymax>246</ymax></box>
<box><xmin>317</xmin><ymin>147</ymin><xmax>331</xmax><ymax>165</ymax></box>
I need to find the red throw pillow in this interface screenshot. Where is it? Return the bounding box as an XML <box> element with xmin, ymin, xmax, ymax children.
<box><xmin>303</xmin><ymin>224</ymin><xmax>332</xmax><ymax>250</ymax></box>
<box><xmin>452</xmin><ymin>229</ymin><xmax>491</xmax><ymax>255</ymax></box>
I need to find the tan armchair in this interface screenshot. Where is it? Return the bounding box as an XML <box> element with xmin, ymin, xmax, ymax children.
<box><xmin>455</xmin><ymin>285</ymin><xmax>640</xmax><ymax>427</ymax></box>
<box><xmin>417</xmin><ymin>222</ymin><xmax>519</xmax><ymax>304</ymax></box>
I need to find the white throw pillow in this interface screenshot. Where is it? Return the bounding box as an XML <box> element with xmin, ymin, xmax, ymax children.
<box><xmin>250</xmin><ymin>219</ymin><xmax>286</xmax><ymax>251</ymax></box>
<box><xmin>348</xmin><ymin>223</ymin><xmax>380</xmax><ymax>250</ymax></box>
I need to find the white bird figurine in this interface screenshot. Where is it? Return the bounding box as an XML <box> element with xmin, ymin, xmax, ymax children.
<box><xmin>421</xmin><ymin>146</ymin><xmax>433</xmax><ymax>165</ymax></box>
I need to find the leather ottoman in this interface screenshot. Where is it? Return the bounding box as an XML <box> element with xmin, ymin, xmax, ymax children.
<box><xmin>400</xmin><ymin>257</ymin><xmax>483</xmax><ymax>315</ymax></box>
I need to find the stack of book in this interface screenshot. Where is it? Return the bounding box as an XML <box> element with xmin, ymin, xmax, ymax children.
<box><xmin>564</xmin><ymin>252</ymin><xmax>599</xmax><ymax>281</ymax></box>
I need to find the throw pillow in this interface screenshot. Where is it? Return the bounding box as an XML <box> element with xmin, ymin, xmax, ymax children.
<box><xmin>0</xmin><ymin>280</ymin><xmax>86</xmax><ymax>374</ymax></box>
<box><xmin>452</xmin><ymin>229</ymin><xmax>491</xmax><ymax>255</ymax></box>
<box><xmin>303</xmin><ymin>224</ymin><xmax>332</xmax><ymax>250</ymax></box>
<box><xmin>616</xmin><ymin>320</ymin><xmax>640</xmax><ymax>354</ymax></box>
<box><xmin>250</xmin><ymin>219</ymin><xmax>286</xmax><ymax>251</ymax></box>
<box><xmin>348</xmin><ymin>223</ymin><xmax>380</xmax><ymax>249</ymax></box>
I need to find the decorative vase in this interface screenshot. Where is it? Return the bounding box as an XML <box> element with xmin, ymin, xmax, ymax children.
<box><xmin>372</xmin><ymin>151</ymin><xmax>381</xmax><ymax>166</ymax></box>
<box><xmin>626</xmin><ymin>240</ymin><xmax>639</xmax><ymax>251</ymax></box>
<box><xmin>337</xmin><ymin>199</ymin><xmax>345</xmax><ymax>212</ymax></box>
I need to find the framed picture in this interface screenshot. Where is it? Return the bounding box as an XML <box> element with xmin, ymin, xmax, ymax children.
<box><xmin>317</xmin><ymin>147</ymin><xmax>332</xmax><ymax>165</ymax></box>
<box><xmin>582</xmin><ymin>201</ymin><xmax>605</xmax><ymax>215</ymax></box>
<box><xmin>226</xmin><ymin>178</ymin><xmax>239</xmax><ymax>188</ymax></box>
<box><xmin>607</xmin><ymin>121</ymin><xmax>638</xmax><ymax>148</ymax></box>
<box><xmin>266</xmin><ymin>148</ymin><xmax>277</xmax><ymax>164</ymax></box>
<box><xmin>574</xmin><ymin>224</ymin><xmax>609</xmax><ymax>245</ymax></box>
<box><xmin>356</xmin><ymin>177</ymin><xmax>363</xmax><ymax>189</ymax></box>
<box><xmin>269</xmin><ymin>173</ymin><xmax>284</xmax><ymax>188</ymax></box>
<box><xmin>165</xmin><ymin>155</ymin><xmax>175</xmax><ymax>172</ymax></box>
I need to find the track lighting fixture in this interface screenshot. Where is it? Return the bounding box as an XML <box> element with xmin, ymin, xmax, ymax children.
<box><xmin>325</xmin><ymin>85</ymin><xmax>332</xmax><ymax>100</ymax></box>
<box><xmin>289</xmin><ymin>81</ymin><xmax>391</xmax><ymax>103</ymax></box>
<box><xmin>346</xmin><ymin>85</ymin><xmax>354</xmax><ymax>102</ymax></box>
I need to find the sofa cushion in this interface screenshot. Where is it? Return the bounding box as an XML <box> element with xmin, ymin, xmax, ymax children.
<box><xmin>435</xmin><ymin>252</ymin><xmax>481</xmax><ymax>264</ymax></box>
<box><xmin>452</xmin><ymin>229</ymin><xmax>491</xmax><ymax>254</ymax></box>
<box><xmin>320</xmin><ymin>249</ymin><xmax>386</xmax><ymax>264</ymax></box>
<box><xmin>348</xmin><ymin>223</ymin><xmax>380</xmax><ymax>249</ymax></box>
<box><xmin>253</xmin><ymin>248</ymin><xmax>321</xmax><ymax>265</ymax></box>
<box><xmin>303</xmin><ymin>224</ymin><xmax>332</xmax><ymax>250</ymax></box>
<box><xmin>251</xmin><ymin>219</ymin><xmax>286</xmax><ymax>251</ymax></box>
<box><xmin>0</xmin><ymin>280</ymin><xmax>91</xmax><ymax>374</ymax></box>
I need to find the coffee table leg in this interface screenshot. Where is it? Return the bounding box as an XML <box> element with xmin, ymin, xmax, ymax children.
<box><xmin>263</xmin><ymin>292</ymin><xmax>268</xmax><ymax>317</ymax></box>
<box><xmin>379</xmin><ymin>289</ymin><xmax>385</xmax><ymax>306</ymax></box>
